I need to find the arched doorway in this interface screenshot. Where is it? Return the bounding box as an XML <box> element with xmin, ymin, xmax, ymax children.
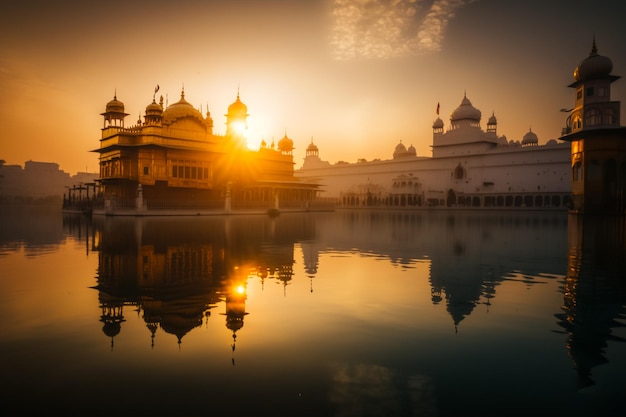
<box><xmin>447</xmin><ymin>189</ymin><xmax>457</xmax><ymax>207</ymax></box>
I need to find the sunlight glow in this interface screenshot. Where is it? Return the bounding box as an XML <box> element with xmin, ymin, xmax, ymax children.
<box><xmin>247</xmin><ymin>137</ymin><xmax>262</xmax><ymax>151</ymax></box>
<box><xmin>231</xmin><ymin>121</ymin><xmax>247</xmax><ymax>137</ymax></box>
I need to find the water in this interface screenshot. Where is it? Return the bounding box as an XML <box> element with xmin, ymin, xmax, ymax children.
<box><xmin>1</xmin><ymin>206</ymin><xmax>625</xmax><ymax>417</ymax></box>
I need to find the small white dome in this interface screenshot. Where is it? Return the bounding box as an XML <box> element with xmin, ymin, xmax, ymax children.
<box><xmin>451</xmin><ymin>95</ymin><xmax>481</xmax><ymax>122</ymax></box>
<box><xmin>522</xmin><ymin>129</ymin><xmax>538</xmax><ymax>146</ymax></box>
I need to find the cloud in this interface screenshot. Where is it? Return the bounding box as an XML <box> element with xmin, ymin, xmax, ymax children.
<box><xmin>330</xmin><ymin>0</ymin><xmax>476</xmax><ymax>60</ymax></box>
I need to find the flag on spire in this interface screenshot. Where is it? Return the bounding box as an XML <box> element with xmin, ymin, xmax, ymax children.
<box><xmin>155</xmin><ymin>84</ymin><xmax>160</xmax><ymax>93</ymax></box>
<box><xmin>436</xmin><ymin>102</ymin><xmax>440</xmax><ymax>115</ymax></box>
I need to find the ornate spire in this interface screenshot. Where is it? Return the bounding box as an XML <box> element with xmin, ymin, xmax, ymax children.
<box><xmin>591</xmin><ymin>33</ymin><xmax>597</xmax><ymax>55</ymax></box>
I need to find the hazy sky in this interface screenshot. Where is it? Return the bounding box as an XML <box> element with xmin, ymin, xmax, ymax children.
<box><xmin>1</xmin><ymin>0</ymin><xmax>625</xmax><ymax>174</ymax></box>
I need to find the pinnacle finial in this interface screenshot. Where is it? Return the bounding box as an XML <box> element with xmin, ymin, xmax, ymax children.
<box><xmin>591</xmin><ymin>34</ymin><xmax>598</xmax><ymax>55</ymax></box>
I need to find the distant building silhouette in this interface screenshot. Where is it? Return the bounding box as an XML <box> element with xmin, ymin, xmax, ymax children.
<box><xmin>0</xmin><ymin>159</ymin><xmax>97</xmax><ymax>203</ymax></box>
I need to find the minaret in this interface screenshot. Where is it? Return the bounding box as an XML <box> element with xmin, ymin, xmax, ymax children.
<box><xmin>144</xmin><ymin>95</ymin><xmax>163</xmax><ymax>126</ymax></box>
<box><xmin>306</xmin><ymin>138</ymin><xmax>319</xmax><ymax>158</ymax></box>
<box><xmin>205</xmin><ymin>104</ymin><xmax>214</xmax><ymax>135</ymax></box>
<box><xmin>560</xmin><ymin>38</ymin><xmax>626</xmax><ymax>215</ymax></box>
<box><xmin>486</xmin><ymin>112</ymin><xmax>497</xmax><ymax>134</ymax></box>
<box><xmin>433</xmin><ymin>102</ymin><xmax>444</xmax><ymax>135</ymax></box>
<box><xmin>101</xmin><ymin>92</ymin><xmax>128</xmax><ymax>129</ymax></box>
<box><xmin>225</xmin><ymin>89</ymin><xmax>249</xmax><ymax>147</ymax></box>
<box><xmin>432</xmin><ymin>108</ymin><xmax>445</xmax><ymax>158</ymax></box>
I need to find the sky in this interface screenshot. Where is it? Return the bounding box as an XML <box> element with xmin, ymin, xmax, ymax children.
<box><xmin>1</xmin><ymin>0</ymin><xmax>625</xmax><ymax>175</ymax></box>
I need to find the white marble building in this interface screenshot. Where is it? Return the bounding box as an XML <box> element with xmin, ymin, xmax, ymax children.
<box><xmin>296</xmin><ymin>94</ymin><xmax>572</xmax><ymax>209</ymax></box>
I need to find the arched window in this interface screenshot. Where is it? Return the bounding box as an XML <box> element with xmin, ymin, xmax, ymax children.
<box><xmin>585</xmin><ymin>108</ymin><xmax>601</xmax><ymax>127</ymax></box>
<box><xmin>447</xmin><ymin>189</ymin><xmax>457</xmax><ymax>207</ymax></box>
<box><xmin>603</xmin><ymin>109</ymin><xmax>615</xmax><ymax>125</ymax></box>
<box><xmin>535</xmin><ymin>195</ymin><xmax>543</xmax><ymax>207</ymax></box>
<box><xmin>454</xmin><ymin>164</ymin><xmax>465</xmax><ymax>180</ymax></box>
<box><xmin>573</xmin><ymin>161</ymin><xmax>582</xmax><ymax>181</ymax></box>
<box><xmin>524</xmin><ymin>195</ymin><xmax>533</xmax><ymax>207</ymax></box>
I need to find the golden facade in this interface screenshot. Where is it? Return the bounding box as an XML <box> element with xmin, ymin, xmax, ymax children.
<box><xmin>94</xmin><ymin>88</ymin><xmax>318</xmax><ymax>213</ymax></box>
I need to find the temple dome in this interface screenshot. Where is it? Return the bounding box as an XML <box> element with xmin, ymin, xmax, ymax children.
<box><xmin>278</xmin><ymin>133</ymin><xmax>294</xmax><ymax>152</ymax></box>
<box><xmin>145</xmin><ymin>99</ymin><xmax>163</xmax><ymax>116</ymax></box>
<box><xmin>227</xmin><ymin>94</ymin><xmax>248</xmax><ymax>117</ymax></box>
<box><xmin>451</xmin><ymin>95</ymin><xmax>481</xmax><ymax>122</ymax></box>
<box><xmin>306</xmin><ymin>141</ymin><xmax>319</xmax><ymax>152</ymax></box>
<box><xmin>105</xmin><ymin>95</ymin><xmax>125</xmax><ymax>113</ymax></box>
<box><xmin>162</xmin><ymin>92</ymin><xmax>203</xmax><ymax>124</ymax></box>
<box><xmin>521</xmin><ymin>129</ymin><xmax>538</xmax><ymax>146</ymax></box>
<box><xmin>393</xmin><ymin>141</ymin><xmax>414</xmax><ymax>159</ymax></box>
<box><xmin>394</xmin><ymin>142</ymin><xmax>407</xmax><ymax>153</ymax></box>
<box><xmin>433</xmin><ymin>117</ymin><xmax>444</xmax><ymax>129</ymax></box>
<box><xmin>574</xmin><ymin>39</ymin><xmax>613</xmax><ymax>82</ymax></box>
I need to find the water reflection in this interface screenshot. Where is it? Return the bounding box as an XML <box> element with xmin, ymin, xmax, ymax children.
<box><xmin>87</xmin><ymin>212</ymin><xmax>576</xmax><ymax>352</ymax></box>
<box><xmin>1</xmin><ymin>207</ymin><xmax>625</xmax><ymax>416</ymax></box>
<box><xmin>0</xmin><ymin>205</ymin><xmax>66</xmax><ymax>255</ymax></box>
<box><xmin>323</xmin><ymin>211</ymin><xmax>570</xmax><ymax>330</ymax></box>
<box><xmin>557</xmin><ymin>215</ymin><xmax>626</xmax><ymax>388</ymax></box>
<box><xmin>91</xmin><ymin>215</ymin><xmax>315</xmax><ymax>353</ymax></box>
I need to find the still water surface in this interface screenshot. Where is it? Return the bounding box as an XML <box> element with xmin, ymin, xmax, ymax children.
<box><xmin>1</xmin><ymin>206</ymin><xmax>625</xmax><ymax>416</ymax></box>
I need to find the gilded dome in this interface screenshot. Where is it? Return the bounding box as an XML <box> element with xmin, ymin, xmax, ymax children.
<box><xmin>306</xmin><ymin>141</ymin><xmax>319</xmax><ymax>152</ymax></box>
<box><xmin>145</xmin><ymin>99</ymin><xmax>163</xmax><ymax>116</ymax></box>
<box><xmin>433</xmin><ymin>117</ymin><xmax>444</xmax><ymax>129</ymax></box>
<box><xmin>227</xmin><ymin>94</ymin><xmax>248</xmax><ymax>117</ymax></box>
<box><xmin>105</xmin><ymin>95</ymin><xmax>125</xmax><ymax>113</ymax></box>
<box><xmin>488</xmin><ymin>113</ymin><xmax>497</xmax><ymax>125</ymax></box>
<box><xmin>394</xmin><ymin>142</ymin><xmax>407</xmax><ymax>153</ymax></box>
<box><xmin>521</xmin><ymin>129</ymin><xmax>538</xmax><ymax>146</ymax></box>
<box><xmin>573</xmin><ymin>39</ymin><xmax>613</xmax><ymax>82</ymax></box>
<box><xmin>162</xmin><ymin>91</ymin><xmax>203</xmax><ymax>124</ymax></box>
<box><xmin>278</xmin><ymin>133</ymin><xmax>294</xmax><ymax>152</ymax></box>
<box><xmin>451</xmin><ymin>95</ymin><xmax>481</xmax><ymax>122</ymax></box>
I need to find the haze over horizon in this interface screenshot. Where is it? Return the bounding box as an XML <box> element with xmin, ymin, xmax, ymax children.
<box><xmin>2</xmin><ymin>0</ymin><xmax>625</xmax><ymax>175</ymax></box>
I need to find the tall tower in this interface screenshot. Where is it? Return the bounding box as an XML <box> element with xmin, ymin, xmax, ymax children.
<box><xmin>560</xmin><ymin>39</ymin><xmax>626</xmax><ymax>215</ymax></box>
<box><xmin>225</xmin><ymin>91</ymin><xmax>249</xmax><ymax>148</ymax></box>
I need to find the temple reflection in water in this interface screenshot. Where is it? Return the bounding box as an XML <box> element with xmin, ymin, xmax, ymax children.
<box><xmin>2</xmin><ymin>206</ymin><xmax>626</xmax><ymax>416</ymax></box>
<box><xmin>87</xmin><ymin>211</ymin><xmax>622</xmax><ymax>381</ymax></box>
<box><xmin>91</xmin><ymin>215</ymin><xmax>315</xmax><ymax>352</ymax></box>
<box><xmin>558</xmin><ymin>215</ymin><xmax>626</xmax><ymax>388</ymax></box>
